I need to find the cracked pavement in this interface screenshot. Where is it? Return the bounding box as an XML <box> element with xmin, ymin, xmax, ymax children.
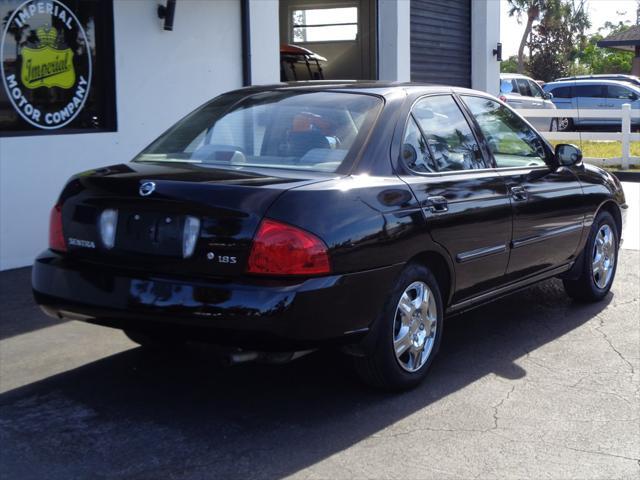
<box><xmin>0</xmin><ymin>256</ymin><xmax>638</xmax><ymax>478</ymax></box>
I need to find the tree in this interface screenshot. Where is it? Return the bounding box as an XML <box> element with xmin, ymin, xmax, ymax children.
<box><xmin>527</xmin><ymin>0</ymin><xmax>590</xmax><ymax>81</ymax></box>
<box><xmin>507</xmin><ymin>0</ymin><xmax>546</xmax><ymax>73</ymax></box>
<box><xmin>500</xmin><ymin>55</ymin><xmax>520</xmax><ymax>73</ymax></box>
<box><xmin>577</xmin><ymin>22</ymin><xmax>634</xmax><ymax>74</ymax></box>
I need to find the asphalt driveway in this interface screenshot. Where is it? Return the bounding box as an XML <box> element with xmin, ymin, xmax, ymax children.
<box><xmin>0</xmin><ymin>185</ymin><xmax>638</xmax><ymax>479</ymax></box>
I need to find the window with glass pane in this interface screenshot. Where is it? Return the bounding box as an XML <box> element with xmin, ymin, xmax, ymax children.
<box><xmin>607</xmin><ymin>85</ymin><xmax>637</xmax><ymax>100</ymax></box>
<box><xmin>136</xmin><ymin>91</ymin><xmax>382</xmax><ymax>173</ymax></box>
<box><xmin>291</xmin><ymin>7</ymin><xmax>358</xmax><ymax>42</ymax></box>
<box><xmin>411</xmin><ymin>96</ymin><xmax>485</xmax><ymax>172</ymax></box>
<box><xmin>516</xmin><ymin>78</ymin><xmax>533</xmax><ymax>97</ymax></box>
<box><xmin>463</xmin><ymin>96</ymin><xmax>547</xmax><ymax>169</ymax></box>
<box><xmin>401</xmin><ymin>117</ymin><xmax>436</xmax><ymax>173</ymax></box>
<box><xmin>0</xmin><ymin>0</ymin><xmax>116</xmax><ymax>136</ymax></box>
<box><xmin>528</xmin><ymin>80</ymin><xmax>544</xmax><ymax>98</ymax></box>
<box><xmin>574</xmin><ymin>85</ymin><xmax>604</xmax><ymax>98</ymax></box>
<box><xmin>550</xmin><ymin>86</ymin><xmax>573</xmax><ymax>98</ymax></box>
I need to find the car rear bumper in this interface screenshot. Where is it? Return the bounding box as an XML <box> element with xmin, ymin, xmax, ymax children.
<box><xmin>32</xmin><ymin>251</ymin><xmax>402</xmax><ymax>350</ymax></box>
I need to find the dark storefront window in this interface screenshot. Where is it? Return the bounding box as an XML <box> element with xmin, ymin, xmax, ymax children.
<box><xmin>1</xmin><ymin>0</ymin><xmax>116</xmax><ymax>136</ymax></box>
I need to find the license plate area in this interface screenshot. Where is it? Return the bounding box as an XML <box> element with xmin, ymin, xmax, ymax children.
<box><xmin>116</xmin><ymin>210</ymin><xmax>183</xmax><ymax>256</ymax></box>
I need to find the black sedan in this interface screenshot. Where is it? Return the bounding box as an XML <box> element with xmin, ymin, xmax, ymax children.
<box><xmin>33</xmin><ymin>82</ymin><xmax>627</xmax><ymax>389</ymax></box>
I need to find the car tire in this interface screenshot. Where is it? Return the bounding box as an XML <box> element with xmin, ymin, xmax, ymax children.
<box><xmin>557</xmin><ymin>117</ymin><xmax>573</xmax><ymax>132</ymax></box>
<box><xmin>354</xmin><ymin>263</ymin><xmax>444</xmax><ymax>390</ymax></box>
<box><xmin>124</xmin><ymin>329</ymin><xmax>184</xmax><ymax>350</ymax></box>
<box><xmin>563</xmin><ymin>211</ymin><xmax>619</xmax><ymax>302</ymax></box>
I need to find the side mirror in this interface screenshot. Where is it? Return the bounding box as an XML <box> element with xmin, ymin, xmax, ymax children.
<box><xmin>544</xmin><ymin>92</ymin><xmax>553</xmax><ymax>100</ymax></box>
<box><xmin>555</xmin><ymin>144</ymin><xmax>582</xmax><ymax>167</ymax></box>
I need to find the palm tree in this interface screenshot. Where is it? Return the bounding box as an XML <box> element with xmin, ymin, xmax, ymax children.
<box><xmin>507</xmin><ymin>0</ymin><xmax>546</xmax><ymax>74</ymax></box>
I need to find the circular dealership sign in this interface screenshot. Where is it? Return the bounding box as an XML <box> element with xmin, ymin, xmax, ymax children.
<box><xmin>1</xmin><ymin>0</ymin><xmax>92</xmax><ymax>130</ymax></box>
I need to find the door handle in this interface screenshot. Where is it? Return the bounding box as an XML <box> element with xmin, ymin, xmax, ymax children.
<box><xmin>425</xmin><ymin>196</ymin><xmax>448</xmax><ymax>213</ymax></box>
<box><xmin>510</xmin><ymin>186</ymin><xmax>528</xmax><ymax>201</ymax></box>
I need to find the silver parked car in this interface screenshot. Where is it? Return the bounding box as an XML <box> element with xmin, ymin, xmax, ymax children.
<box><xmin>499</xmin><ymin>73</ymin><xmax>557</xmax><ymax>131</ymax></box>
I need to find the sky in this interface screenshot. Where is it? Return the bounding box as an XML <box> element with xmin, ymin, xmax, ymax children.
<box><xmin>500</xmin><ymin>0</ymin><xmax>638</xmax><ymax>57</ymax></box>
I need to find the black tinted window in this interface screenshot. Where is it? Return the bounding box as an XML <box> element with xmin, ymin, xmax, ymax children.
<box><xmin>411</xmin><ymin>95</ymin><xmax>486</xmax><ymax>172</ymax></box>
<box><xmin>550</xmin><ymin>86</ymin><xmax>573</xmax><ymax>98</ymax></box>
<box><xmin>401</xmin><ymin>117</ymin><xmax>436</xmax><ymax>173</ymax></box>
<box><xmin>575</xmin><ymin>85</ymin><xmax>604</xmax><ymax>98</ymax></box>
<box><xmin>516</xmin><ymin>79</ymin><xmax>533</xmax><ymax>97</ymax></box>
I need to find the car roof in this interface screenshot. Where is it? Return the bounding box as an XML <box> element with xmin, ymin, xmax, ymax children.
<box><xmin>558</xmin><ymin>74</ymin><xmax>638</xmax><ymax>80</ymax></box>
<box><xmin>545</xmin><ymin>79</ymin><xmax>639</xmax><ymax>88</ymax></box>
<box><xmin>227</xmin><ymin>81</ymin><xmax>494</xmax><ymax>99</ymax></box>
<box><xmin>500</xmin><ymin>73</ymin><xmax>535</xmax><ymax>80</ymax></box>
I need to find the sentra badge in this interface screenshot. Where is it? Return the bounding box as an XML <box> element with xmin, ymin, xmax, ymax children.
<box><xmin>1</xmin><ymin>0</ymin><xmax>92</xmax><ymax>129</ymax></box>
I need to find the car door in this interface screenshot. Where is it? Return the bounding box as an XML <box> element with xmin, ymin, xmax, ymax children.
<box><xmin>575</xmin><ymin>84</ymin><xmax>608</xmax><ymax>126</ymax></box>
<box><xmin>525</xmin><ymin>79</ymin><xmax>550</xmax><ymax>131</ymax></box>
<box><xmin>460</xmin><ymin>95</ymin><xmax>584</xmax><ymax>282</ymax></box>
<box><xmin>396</xmin><ymin>94</ymin><xmax>513</xmax><ymax>302</ymax></box>
<box><xmin>605</xmin><ymin>84</ymin><xmax>640</xmax><ymax>126</ymax></box>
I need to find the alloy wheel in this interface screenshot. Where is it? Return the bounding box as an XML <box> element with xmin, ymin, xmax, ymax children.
<box><xmin>592</xmin><ymin>224</ymin><xmax>615</xmax><ymax>289</ymax></box>
<box><xmin>393</xmin><ymin>281</ymin><xmax>438</xmax><ymax>373</ymax></box>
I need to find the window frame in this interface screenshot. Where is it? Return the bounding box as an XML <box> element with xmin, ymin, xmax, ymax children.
<box><xmin>397</xmin><ymin>93</ymin><xmax>493</xmax><ymax>176</ymax></box>
<box><xmin>457</xmin><ymin>93</ymin><xmax>554</xmax><ymax>172</ymax></box>
<box><xmin>289</xmin><ymin>4</ymin><xmax>359</xmax><ymax>44</ymax></box>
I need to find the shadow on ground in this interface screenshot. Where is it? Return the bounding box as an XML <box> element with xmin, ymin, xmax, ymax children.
<box><xmin>0</xmin><ymin>274</ymin><xmax>612</xmax><ymax>479</ymax></box>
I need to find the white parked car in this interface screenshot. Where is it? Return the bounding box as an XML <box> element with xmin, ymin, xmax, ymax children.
<box><xmin>500</xmin><ymin>73</ymin><xmax>558</xmax><ymax>131</ymax></box>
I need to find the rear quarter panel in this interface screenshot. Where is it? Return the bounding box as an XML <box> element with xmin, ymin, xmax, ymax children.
<box><xmin>264</xmin><ymin>175</ymin><xmax>437</xmax><ymax>274</ymax></box>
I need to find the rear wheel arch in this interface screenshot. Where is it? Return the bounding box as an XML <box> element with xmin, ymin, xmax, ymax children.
<box><xmin>407</xmin><ymin>250</ymin><xmax>454</xmax><ymax>307</ymax></box>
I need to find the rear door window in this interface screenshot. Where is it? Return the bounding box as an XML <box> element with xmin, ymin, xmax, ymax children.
<box><xmin>400</xmin><ymin>117</ymin><xmax>437</xmax><ymax>173</ymax></box>
<box><xmin>409</xmin><ymin>95</ymin><xmax>487</xmax><ymax>172</ymax></box>
<box><xmin>574</xmin><ymin>85</ymin><xmax>604</xmax><ymax>98</ymax></box>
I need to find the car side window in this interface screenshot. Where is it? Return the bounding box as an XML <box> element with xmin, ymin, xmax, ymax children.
<box><xmin>528</xmin><ymin>80</ymin><xmax>544</xmax><ymax>98</ymax></box>
<box><xmin>410</xmin><ymin>95</ymin><xmax>487</xmax><ymax>172</ymax></box>
<box><xmin>574</xmin><ymin>85</ymin><xmax>604</xmax><ymax>97</ymax></box>
<box><xmin>607</xmin><ymin>85</ymin><xmax>638</xmax><ymax>100</ymax></box>
<box><xmin>462</xmin><ymin>96</ymin><xmax>548</xmax><ymax>169</ymax></box>
<box><xmin>401</xmin><ymin>116</ymin><xmax>437</xmax><ymax>173</ymax></box>
<box><xmin>550</xmin><ymin>86</ymin><xmax>573</xmax><ymax>98</ymax></box>
<box><xmin>516</xmin><ymin>78</ymin><xmax>533</xmax><ymax>97</ymax></box>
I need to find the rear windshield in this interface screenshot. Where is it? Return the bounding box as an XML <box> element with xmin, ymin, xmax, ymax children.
<box><xmin>134</xmin><ymin>91</ymin><xmax>382</xmax><ymax>173</ymax></box>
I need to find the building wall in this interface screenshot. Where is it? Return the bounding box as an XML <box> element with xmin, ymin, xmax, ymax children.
<box><xmin>0</xmin><ymin>0</ymin><xmax>243</xmax><ymax>270</ymax></box>
<box><xmin>471</xmin><ymin>0</ymin><xmax>501</xmax><ymax>96</ymax></box>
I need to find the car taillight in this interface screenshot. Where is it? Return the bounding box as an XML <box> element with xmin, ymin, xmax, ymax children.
<box><xmin>247</xmin><ymin>219</ymin><xmax>331</xmax><ymax>275</ymax></box>
<box><xmin>499</xmin><ymin>95</ymin><xmax>508</xmax><ymax>103</ymax></box>
<box><xmin>49</xmin><ymin>203</ymin><xmax>66</xmax><ymax>252</ymax></box>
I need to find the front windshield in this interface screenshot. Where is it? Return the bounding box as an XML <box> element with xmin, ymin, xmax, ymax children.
<box><xmin>135</xmin><ymin>91</ymin><xmax>382</xmax><ymax>173</ymax></box>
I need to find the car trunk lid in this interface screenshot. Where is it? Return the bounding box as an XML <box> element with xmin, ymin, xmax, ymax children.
<box><xmin>60</xmin><ymin>162</ymin><xmax>330</xmax><ymax>277</ymax></box>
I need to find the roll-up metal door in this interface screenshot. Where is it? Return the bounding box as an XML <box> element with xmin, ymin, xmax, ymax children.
<box><xmin>410</xmin><ymin>0</ymin><xmax>471</xmax><ymax>87</ymax></box>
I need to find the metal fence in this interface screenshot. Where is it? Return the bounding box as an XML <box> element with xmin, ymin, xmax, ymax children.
<box><xmin>517</xmin><ymin>104</ymin><xmax>639</xmax><ymax>169</ymax></box>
